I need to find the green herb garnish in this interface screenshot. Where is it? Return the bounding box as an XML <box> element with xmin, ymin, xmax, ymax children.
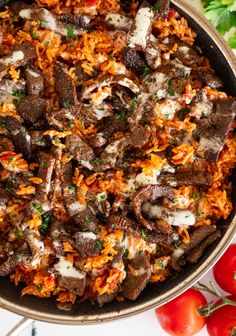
<box><xmin>156</xmin><ymin>260</ymin><xmax>164</xmax><ymax>268</ymax></box>
<box><xmin>119</xmin><ymin>111</ymin><xmax>126</xmax><ymax>121</ymax></box>
<box><xmin>91</xmin><ymin>158</ymin><xmax>104</xmax><ymax>165</ymax></box>
<box><xmin>12</xmin><ymin>89</ymin><xmax>26</xmax><ymax>97</ymax></box>
<box><xmin>96</xmin><ymin>239</ymin><xmax>103</xmax><ymax>251</ymax></box>
<box><xmin>62</xmin><ymin>99</ymin><xmax>72</xmax><ymax>108</ymax></box>
<box><xmin>124</xmin><ymin>248</ymin><xmax>129</xmax><ymax>258</ymax></box>
<box><xmin>41</xmin><ymin>213</ymin><xmax>53</xmax><ymax>230</ymax></box>
<box><xmin>67</xmin><ymin>26</ymin><xmax>74</xmax><ymax>38</ymax></box>
<box><xmin>153</xmin><ymin>3</ymin><xmax>160</xmax><ymax>10</ymax></box>
<box><xmin>177</xmin><ymin>108</ymin><xmax>190</xmax><ymax>120</ymax></box>
<box><xmin>141</xmin><ymin>228</ymin><xmax>148</xmax><ymax>239</ymax></box>
<box><xmin>33</xmin><ymin>201</ymin><xmax>43</xmax><ymax>213</ymax></box>
<box><xmin>15</xmin><ymin>230</ymin><xmax>24</xmax><ymax>238</ymax></box>
<box><xmin>192</xmin><ymin>192</ymin><xmax>198</xmax><ymax>200</ymax></box>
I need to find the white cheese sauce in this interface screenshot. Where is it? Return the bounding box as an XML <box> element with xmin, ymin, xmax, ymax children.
<box><xmin>54</xmin><ymin>257</ymin><xmax>85</xmax><ymax>279</ymax></box>
<box><xmin>0</xmin><ymin>51</ymin><xmax>24</xmax><ymax>65</ymax></box>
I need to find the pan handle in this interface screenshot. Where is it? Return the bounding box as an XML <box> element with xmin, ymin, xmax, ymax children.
<box><xmin>4</xmin><ymin>317</ymin><xmax>34</xmax><ymax>336</ymax></box>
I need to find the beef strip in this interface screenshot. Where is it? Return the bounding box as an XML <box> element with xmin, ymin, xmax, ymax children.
<box><xmin>108</xmin><ymin>214</ymin><xmax>141</xmax><ymax>237</ymax></box>
<box><xmin>72</xmin><ymin>208</ymin><xmax>99</xmax><ymax>233</ymax></box>
<box><xmin>122</xmin><ymin>251</ymin><xmax>151</xmax><ymax>300</ymax></box>
<box><xmin>0</xmin><ymin>254</ymin><xmax>19</xmax><ymax>276</ymax></box>
<box><xmin>17</xmin><ymin>95</ymin><xmax>46</xmax><ymax>123</ymax></box>
<box><xmin>0</xmin><ymin>186</ymin><xmax>11</xmax><ymax>204</ymax></box>
<box><xmin>144</xmin><ymin>34</ymin><xmax>161</xmax><ymax>70</ymax></box>
<box><xmin>0</xmin><ymin>78</ymin><xmax>26</xmax><ymax>105</ymax></box>
<box><xmin>59</xmin><ymin>13</ymin><xmax>91</xmax><ymax>29</ymax></box>
<box><xmin>37</xmin><ymin>151</ymin><xmax>55</xmax><ymax>205</ymax></box>
<box><xmin>132</xmin><ymin>185</ymin><xmax>174</xmax><ymax>230</ymax></box>
<box><xmin>127</xmin><ymin>0</ymin><xmax>158</xmax><ymax>50</ymax></box>
<box><xmin>154</xmin><ymin>219</ymin><xmax>173</xmax><ymax>235</ymax></box>
<box><xmin>171</xmin><ymin>225</ymin><xmax>218</xmax><ymax>271</ymax></box>
<box><xmin>4</xmin><ymin>116</ymin><xmax>31</xmax><ymax>158</ymax></box>
<box><xmin>97</xmin><ymin>291</ymin><xmax>118</xmax><ymax>306</ymax></box>
<box><xmin>144</xmin><ymin>59</ymin><xmax>191</xmax><ymax>100</ymax></box>
<box><xmin>198</xmin><ymin>71</ymin><xmax>223</xmax><ymax>89</ymax></box>
<box><xmin>123</xmin><ymin>48</ymin><xmax>147</xmax><ymax>76</ymax></box>
<box><xmin>158</xmin><ymin>170</ymin><xmax>212</xmax><ymax>187</ymax></box>
<box><xmin>75</xmin><ymin>62</ymin><xmax>91</xmax><ymax>82</ymax></box>
<box><xmin>196</xmin><ymin>98</ymin><xmax>236</xmax><ymax>162</ymax></box>
<box><xmin>186</xmin><ymin>229</ymin><xmax>221</xmax><ymax>264</ymax></box>
<box><xmin>0</xmin><ymin>42</ymin><xmax>36</xmax><ymax>80</ymax></box>
<box><xmin>0</xmin><ymin>136</ymin><xmax>14</xmax><ymax>152</ymax></box>
<box><xmin>155</xmin><ymin>0</ymin><xmax>170</xmax><ymax>18</ymax></box>
<box><xmin>73</xmin><ymin>231</ymin><xmax>100</xmax><ymax>257</ymax></box>
<box><xmin>45</xmin><ymin>104</ymin><xmax>78</xmax><ymax>130</ymax></box>
<box><xmin>50</xmin><ymin>220</ymin><xmax>66</xmax><ymax>257</ymax></box>
<box><xmin>173</xmin><ymin>43</ymin><xmax>201</xmax><ymax>67</ymax></box>
<box><xmin>129</xmin><ymin>124</ymin><xmax>150</xmax><ymax>148</ymax></box>
<box><xmin>55</xmin><ymin>62</ymin><xmax>78</xmax><ymax>107</ymax></box>
<box><xmin>19</xmin><ymin>7</ymin><xmax>86</xmax><ymax>36</ymax></box>
<box><xmin>65</xmin><ymin>134</ymin><xmax>95</xmax><ymax>167</ymax></box>
<box><xmin>105</xmin><ymin>13</ymin><xmax>132</xmax><ymax>32</ymax></box>
<box><xmin>25</xmin><ymin>66</ymin><xmax>44</xmax><ymax>95</ymax></box>
<box><xmin>30</xmin><ymin>130</ymin><xmax>50</xmax><ymax>149</ymax></box>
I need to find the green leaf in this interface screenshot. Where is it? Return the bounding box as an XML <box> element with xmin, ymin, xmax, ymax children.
<box><xmin>222</xmin><ymin>0</ymin><xmax>236</xmax><ymax>11</ymax></box>
<box><xmin>205</xmin><ymin>0</ymin><xmax>236</xmax><ymax>35</ymax></box>
<box><xmin>228</xmin><ymin>32</ymin><xmax>236</xmax><ymax>48</ymax></box>
<box><xmin>67</xmin><ymin>26</ymin><xmax>74</xmax><ymax>38</ymax></box>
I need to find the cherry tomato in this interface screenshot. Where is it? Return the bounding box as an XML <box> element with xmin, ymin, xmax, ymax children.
<box><xmin>155</xmin><ymin>288</ymin><xmax>207</xmax><ymax>336</ymax></box>
<box><xmin>207</xmin><ymin>295</ymin><xmax>236</xmax><ymax>336</ymax></box>
<box><xmin>213</xmin><ymin>244</ymin><xmax>236</xmax><ymax>295</ymax></box>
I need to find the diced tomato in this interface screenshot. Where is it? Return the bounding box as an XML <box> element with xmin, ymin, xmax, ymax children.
<box><xmin>0</xmin><ymin>151</ymin><xmax>16</xmax><ymax>162</ymax></box>
<box><xmin>168</xmin><ymin>8</ymin><xmax>176</xmax><ymax>21</ymax></box>
<box><xmin>84</xmin><ymin>0</ymin><xmax>99</xmax><ymax>7</ymax></box>
<box><xmin>18</xmin><ymin>263</ymin><xmax>29</xmax><ymax>275</ymax></box>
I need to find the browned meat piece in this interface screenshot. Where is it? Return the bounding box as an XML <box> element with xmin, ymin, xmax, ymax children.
<box><xmin>0</xmin><ymin>255</ymin><xmax>19</xmax><ymax>276</ymax></box>
<box><xmin>50</xmin><ymin>220</ymin><xmax>66</xmax><ymax>257</ymax></box>
<box><xmin>174</xmin><ymin>43</ymin><xmax>201</xmax><ymax>67</ymax></box>
<box><xmin>196</xmin><ymin>98</ymin><xmax>236</xmax><ymax>162</ymax></box>
<box><xmin>25</xmin><ymin>66</ymin><xmax>44</xmax><ymax>95</ymax></box>
<box><xmin>73</xmin><ymin>231</ymin><xmax>101</xmax><ymax>257</ymax></box>
<box><xmin>105</xmin><ymin>13</ymin><xmax>132</xmax><ymax>32</ymax></box>
<box><xmin>17</xmin><ymin>96</ymin><xmax>46</xmax><ymax>123</ymax></box>
<box><xmin>156</xmin><ymin>0</ymin><xmax>170</xmax><ymax>18</ymax></box>
<box><xmin>97</xmin><ymin>291</ymin><xmax>118</xmax><ymax>306</ymax></box>
<box><xmin>0</xmin><ymin>136</ymin><xmax>14</xmax><ymax>152</ymax></box>
<box><xmin>45</xmin><ymin>104</ymin><xmax>78</xmax><ymax>130</ymax></box>
<box><xmin>0</xmin><ymin>186</ymin><xmax>11</xmax><ymax>204</ymax></box>
<box><xmin>4</xmin><ymin>116</ymin><xmax>31</xmax><ymax>158</ymax></box>
<box><xmin>55</xmin><ymin>62</ymin><xmax>78</xmax><ymax>107</ymax></box>
<box><xmin>144</xmin><ymin>35</ymin><xmax>161</xmax><ymax>70</ymax></box>
<box><xmin>198</xmin><ymin>71</ymin><xmax>223</xmax><ymax>89</ymax></box>
<box><xmin>122</xmin><ymin>252</ymin><xmax>151</xmax><ymax>300</ymax></box>
<box><xmin>19</xmin><ymin>7</ymin><xmax>86</xmax><ymax>36</ymax></box>
<box><xmin>186</xmin><ymin>229</ymin><xmax>221</xmax><ymax>263</ymax></box>
<box><xmin>158</xmin><ymin>170</ymin><xmax>212</xmax><ymax>187</ymax></box>
<box><xmin>65</xmin><ymin>134</ymin><xmax>95</xmax><ymax>165</ymax></box>
<box><xmin>75</xmin><ymin>62</ymin><xmax>91</xmax><ymax>82</ymax></box>
<box><xmin>123</xmin><ymin>48</ymin><xmax>147</xmax><ymax>76</ymax></box>
<box><xmin>0</xmin><ymin>78</ymin><xmax>26</xmax><ymax>105</ymax></box>
<box><xmin>58</xmin><ymin>275</ymin><xmax>86</xmax><ymax>296</ymax></box>
<box><xmin>72</xmin><ymin>209</ymin><xmax>99</xmax><ymax>233</ymax></box>
<box><xmin>129</xmin><ymin>124</ymin><xmax>150</xmax><ymax>148</ymax></box>
<box><xmin>0</xmin><ymin>42</ymin><xmax>36</xmax><ymax>80</ymax></box>
<box><xmin>37</xmin><ymin>152</ymin><xmax>55</xmax><ymax>204</ymax></box>
<box><xmin>171</xmin><ymin>225</ymin><xmax>218</xmax><ymax>271</ymax></box>
<box><xmin>155</xmin><ymin>219</ymin><xmax>173</xmax><ymax>235</ymax></box>
<box><xmin>144</xmin><ymin>59</ymin><xmax>191</xmax><ymax>100</ymax></box>
<box><xmin>108</xmin><ymin>215</ymin><xmax>141</xmax><ymax>237</ymax></box>
<box><xmin>132</xmin><ymin>185</ymin><xmax>174</xmax><ymax>230</ymax></box>
<box><xmin>59</xmin><ymin>13</ymin><xmax>91</xmax><ymax>29</ymax></box>
<box><xmin>98</xmin><ymin>137</ymin><xmax>130</xmax><ymax>171</ymax></box>
<box><xmin>30</xmin><ymin>130</ymin><xmax>50</xmax><ymax>149</ymax></box>
<box><xmin>98</xmin><ymin>115</ymin><xmax>127</xmax><ymax>139</ymax></box>
<box><xmin>87</xmin><ymin>133</ymin><xmax>107</xmax><ymax>148</ymax></box>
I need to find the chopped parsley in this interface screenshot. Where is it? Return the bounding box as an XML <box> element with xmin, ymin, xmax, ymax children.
<box><xmin>153</xmin><ymin>2</ymin><xmax>160</xmax><ymax>10</ymax></box>
<box><xmin>84</xmin><ymin>215</ymin><xmax>91</xmax><ymax>223</ymax></box>
<box><xmin>40</xmin><ymin>213</ymin><xmax>53</xmax><ymax>230</ymax></box>
<box><xmin>96</xmin><ymin>239</ymin><xmax>103</xmax><ymax>251</ymax></box>
<box><xmin>130</xmin><ymin>99</ymin><xmax>138</xmax><ymax>105</ymax></box>
<box><xmin>67</xmin><ymin>26</ymin><xmax>74</xmax><ymax>38</ymax></box>
<box><xmin>166</xmin><ymin>80</ymin><xmax>175</xmax><ymax>97</ymax></box>
<box><xmin>192</xmin><ymin>192</ymin><xmax>198</xmax><ymax>200</ymax></box>
<box><xmin>5</xmin><ymin>187</ymin><xmax>15</xmax><ymax>195</ymax></box>
<box><xmin>124</xmin><ymin>248</ymin><xmax>129</xmax><ymax>258</ymax></box>
<box><xmin>141</xmin><ymin>228</ymin><xmax>148</xmax><ymax>239</ymax></box>
<box><xmin>119</xmin><ymin>111</ymin><xmax>126</xmax><ymax>121</ymax></box>
<box><xmin>195</xmin><ymin>210</ymin><xmax>203</xmax><ymax>217</ymax></box>
<box><xmin>40</xmin><ymin>20</ymin><xmax>48</xmax><ymax>27</ymax></box>
<box><xmin>142</xmin><ymin>66</ymin><xmax>150</xmax><ymax>76</ymax></box>
<box><xmin>8</xmin><ymin>156</ymin><xmax>14</xmax><ymax>163</ymax></box>
<box><xmin>33</xmin><ymin>201</ymin><xmax>43</xmax><ymax>213</ymax></box>
<box><xmin>30</xmin><ymin>30</ymin><xmax>39</xmax><ymax>40</ymax></box>
<box><xmin>12</xmin><ymin>89</ymin><xmax>26</xmax><ymax>97</ymax></box>
<box><xmin>66</xmin><ymin>119</ymin><xmax>74</xmax><ymax>128</ymax></box>
<box><xmin>62</xmin><ymin>99</ymin><xmax>72</xmax><ymax>108</ymax></box>
<box><xmin>174</xmin><ymin>241</ymin><xmax>180</xmax><ymax>250</ymax></box>
<box><xmin>156</xmin><ymin>260</ymin><xmax>164</xmax><ymax>268</ymax></box>
<box><xmin>201</xmin><ymin>111</ymin><xmax>206</xmax><ymax>117</ymax></box>
<box><xmin>40</xmin><ymin>160</ymin><xmax>47</xmax><ymax>168</ymax></box>
<box><xmin>9</xmin><ymin>213</ymin><xmax>17</xmax><ymax>219</ymax></box>
<box><xmin>68</xmin><ymin>185</ymin><xmax>75</xmax><ymax>192</ymax></box>
<box><xmin>177</xmin><ymin>108</ymin><xmax>190</xmax><ymax>120</ymax></box>
<box><xmin>156</xmin><ymin>245</ymin><xmax>163</xmax><ymax>254</ymax></box>
<box><xmin>91</xmin><ymin>158</ymin><xmax>104</xmax><ymax>165</ymax></box>
<box><xmin>13</xmin><ymin>99</ymin><xmax>20</xmax><ymax>108</ymax></box>
<box><xmin>165</xmin><ymin>113</ymin><xmax>171</xmax><ymax>120</ymax></box>
<box><xmin>15</xmin><ymin>230</ymin><xmax>24</xmax><ymax>238</ymax></box>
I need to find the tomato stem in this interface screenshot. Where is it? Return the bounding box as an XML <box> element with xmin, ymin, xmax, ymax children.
<box><xmin>195</xmin><ymin>281</ymin><xmax>236</xmax><ymax>317</ymax></box>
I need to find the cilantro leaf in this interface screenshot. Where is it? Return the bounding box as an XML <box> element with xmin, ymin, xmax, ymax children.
<box><xmin>228</xmin><ymin>32</ymin><xmax>236</xmax><ymax>48</ymax></box>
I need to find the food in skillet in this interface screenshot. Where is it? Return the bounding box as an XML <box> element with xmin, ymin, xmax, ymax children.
<box><xmin>0</xmin><ymin>0</ymin><xmax>235</xmax><ymax>309</ymax></box>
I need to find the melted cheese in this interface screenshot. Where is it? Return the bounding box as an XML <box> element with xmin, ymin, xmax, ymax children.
<box><xmin>105</xmin><ymin>13</ymin><xmax>132</xmax><ymax>31</ymax></box>
<box><xmin>68</xmin><ymin>201</ymin><xmax>86</xmax><ymax>215</ymax></box>
<box><xmin>54</xmin><ymin>257</ymin><xmax>85</xmax><ymax>279</ymax></box>
<box><xmin>0</xmin><ymin>51</ymin><xmax>24</xmax><ymax>65</ymax></box>
<box><xmin>142</xmin><ymin>203</ymin><xmax>196</xmax><ymax>226</ymax></box>
<box><xmin>79</xmin><ymin>232</ymin><xmax>97</xmax><ymax>240</ymax></box>
<box><xmin>27</xmin><ymin>69</ymin><xmax>40</xmax><ymax>78</ymax></box>
<box><xmin>128</xmin><ymin>7</ymin><xmax>155</xmax><ymax>49</ymax></box>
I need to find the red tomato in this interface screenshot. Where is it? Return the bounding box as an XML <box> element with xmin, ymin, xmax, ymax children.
<box><xmin>213</xmin><ymin>244</ymin><xmax>236</xmax><ymax>295</ymax></box>
<box><xmin>155</xmin><ymin>288</ymin><xmax>207</xmax><ymax>336</ymax></box>
<box><xmin>84</xmin><ymin>0</ymin><xmax>99</xmax><ymax>7</ymax></box>
<box><xmin>207</xmin><ymin>295</ymin><xmax>236</xmax><ymax>336</ymax></box>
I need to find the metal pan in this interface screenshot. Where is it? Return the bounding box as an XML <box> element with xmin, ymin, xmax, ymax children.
<box><xmin>0</xmin><ymin>0</ymin><xmax>235</xmax><ymax>326</ymax></box>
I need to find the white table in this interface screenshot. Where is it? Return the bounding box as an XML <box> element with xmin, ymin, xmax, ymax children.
<box><xmin>1</xmin><ymin>1</ymin><xmax>235</xmax><ymax>335</ymax></box>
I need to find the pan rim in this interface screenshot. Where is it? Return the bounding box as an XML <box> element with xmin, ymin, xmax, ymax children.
<box><xmin>0</xmin><ymin>0</ymin><xmax>236</xmax><ymax>324</ymax></box>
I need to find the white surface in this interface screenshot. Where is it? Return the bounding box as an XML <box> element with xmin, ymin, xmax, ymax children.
<box><xmin>1</xmin><ymin>1</ymin><xmax>235</xmax><ymax>335</ymax></box>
